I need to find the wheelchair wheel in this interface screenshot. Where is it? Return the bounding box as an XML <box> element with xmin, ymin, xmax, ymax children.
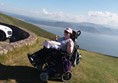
<box><xmin>40</xmin><ymin>72</ymin><xmax>49</xmax><ymax>81</ymax></box>
<box><xmin>61</xmin><ymin>71</ymin><xmax>72</xmax><ymax>81</ymax></box>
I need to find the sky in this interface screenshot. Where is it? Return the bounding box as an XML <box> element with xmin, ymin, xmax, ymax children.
<box><xmin>0</xmin><ymin>0</ymin><xmax>118</xmax><ymax>27</ymax></box>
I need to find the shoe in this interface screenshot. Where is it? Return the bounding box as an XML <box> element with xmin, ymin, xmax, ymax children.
<box><xmin>30</xmin><ymin>57</ymin><xmax>34</xmax><ymax>61</ymax></box>
<box><xmin>28</xmin><ymin>54</ymin><xmax>34</xmax><ymax>64</ymax></box>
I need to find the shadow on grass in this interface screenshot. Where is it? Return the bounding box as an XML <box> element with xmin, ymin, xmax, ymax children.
<box><xmin>48</xmin><ymin>78</ymin><xmax>62</xmax><ymax>82</ymax></box>
<box><xmin>0</xmin><ymin>63</ymin><xmax>47</xmax><ymax>83</ymax></box>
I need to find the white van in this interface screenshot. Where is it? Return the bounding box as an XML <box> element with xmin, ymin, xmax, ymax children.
<box><xmin>0</xmin><ymin>24</ymin><xmax>13</xmax><ymax>41</ymax></box>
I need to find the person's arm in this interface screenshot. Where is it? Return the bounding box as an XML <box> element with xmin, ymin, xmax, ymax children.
<box><xmin>67</xmin><ymin>39</ymin><xmax>74</xmax><ymax>54</ymax></box>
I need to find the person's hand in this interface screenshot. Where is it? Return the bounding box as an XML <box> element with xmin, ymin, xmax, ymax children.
<box><xmin>55</xmin><ymin>35</ymin><xmax>58</xmax><ymax>41</ymax></box>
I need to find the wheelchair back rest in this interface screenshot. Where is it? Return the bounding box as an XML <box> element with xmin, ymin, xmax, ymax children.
<box><xmin>70</xmin><ymin>30</ymin><xmax>81</xmax><ymax>42</ymax></box>
<box><xmin>70</xmin><ymin>30</ymin><xmax>81</xmax><ymax>59</ymax></box>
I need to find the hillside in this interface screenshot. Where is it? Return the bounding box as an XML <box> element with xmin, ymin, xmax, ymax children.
<box><xmin>0</xmin><ymin>13</ymin><xmax>55</xmax><ymax>40</ymax></box>
<box><xmin>0</xmin><ymin>13</ymin><xmax>118</xmax><ymax>83</ymax></box>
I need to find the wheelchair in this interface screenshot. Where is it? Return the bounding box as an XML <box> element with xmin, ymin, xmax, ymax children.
<box><xmin>27</xmin><ymin>30</ymin><xmax>81</xmax><ymax>82</ymax></box>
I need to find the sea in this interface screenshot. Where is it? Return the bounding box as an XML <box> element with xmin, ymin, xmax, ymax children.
<box><xmin>37</xmin><ymin>24</ymin><xmax>118</xmax><ymax>57</ymax></box>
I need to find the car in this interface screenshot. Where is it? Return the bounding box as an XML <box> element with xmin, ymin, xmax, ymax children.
<box><xmin>0</xmin><ymin>24</ymin><xmax>13</xmax><ymax>41</ymax></box>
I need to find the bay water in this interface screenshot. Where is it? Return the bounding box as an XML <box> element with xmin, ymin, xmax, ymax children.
<box><xmin>38</xmin><ymin>25</ymin><xmax>118</xmax><ymax>57</ymax></box>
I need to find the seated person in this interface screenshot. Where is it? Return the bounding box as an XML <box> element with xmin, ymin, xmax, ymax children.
<box><xmin>29</xmin><ymin>28</ymin><xmax>74</xmax><ymax>69</ymax></box>
<box><xmin>44</xmin><ymin>28</ymin><xmax>74</xmax><ymax>54</ymax></box>
<box><xmin>57</xmin><ymin>28</ymin><xmax>74</xmax><ymax>54</ymax></box>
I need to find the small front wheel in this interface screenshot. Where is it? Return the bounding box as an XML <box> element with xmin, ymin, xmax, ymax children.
<box><xmin>61</xmin><ymin>71</ymin><xmax>72</xmax><ymax>82</ymax></box>
<box><xmin>40</xmin><ymin>72</ymin><xmax>49</xmax><ymax>81</ymax></box>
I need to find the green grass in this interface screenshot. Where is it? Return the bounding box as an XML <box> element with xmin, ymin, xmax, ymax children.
<box><xmin>71</xmin><ymin>50</ymin><xmax>118</xmax><ymax>83</ymax></box>
<box><xmin>0</xmin><ymin>37</ymin><xmax>118</xmax><ymax>83</ymax></box>
<box><xmin>0</xmin><ymin>13</ymin><xmax>118</xmax><ymax>83</ymax></box>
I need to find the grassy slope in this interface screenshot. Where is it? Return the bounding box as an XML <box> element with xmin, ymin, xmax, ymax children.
<box><xmin>0</xmin><ymin>13</ymin><xmax>55</xmax><ymax>40</ymax></box>
<box><xmin>0</xmin><ymin>13</ymin><xmax>118</xmax><ymax>83</ymax></box>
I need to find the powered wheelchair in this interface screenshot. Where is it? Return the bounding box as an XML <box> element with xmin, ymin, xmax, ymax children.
<box><xmin>27</xmin><ymin>30</ymin><xmax>82</xmax><ymax>82</ymax></box>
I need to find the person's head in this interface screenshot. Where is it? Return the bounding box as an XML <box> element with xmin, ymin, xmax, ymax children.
<box><xmin>64</xmin><ymin>28</ymin><xmax>73</xmax><ymax>39</ymax></box>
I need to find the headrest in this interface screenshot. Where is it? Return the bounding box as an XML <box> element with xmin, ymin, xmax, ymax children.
<box><xmin>71</xmin><ymin>30</ymin><xmax>81</xmax><ymax>42</ymax></box>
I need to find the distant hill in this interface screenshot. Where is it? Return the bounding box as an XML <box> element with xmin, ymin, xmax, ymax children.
<box><xmin>32</xmin><ymin>20</ymin><xmax>118</xmax><ymax>35</ymax></box>
<box><xmin>2</xmin><ymin>12</ymin><xmax>118</xmax><ymax>36</ymax></box>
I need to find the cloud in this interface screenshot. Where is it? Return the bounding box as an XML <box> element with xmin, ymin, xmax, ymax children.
<box><xmin>86</xmin><ymin>11</ymin><xmax>118</xmax><ymax>26</ymax></box>
<box><xmin>39</xmin><ymin>8</ymin><xmax>84</xmax><ymax>22</ymax></box>
<box><xmin>39</xmin><ymin>9</ymin><xmax>118</xmax><ymax>27</ymax></box>
<box><xmin>42</xmin><ymin>8</ymin><xmax>49</xmax><ymax>15</ymax></box>
<box><xmin>1</xmin><ymin>5</ymin><xmax>118</xmax><ymax>27</ymax></box>
<box><xmin>0</xmin><ymin>3</ymin><xmax>4</xmax><ymax>6</ymax></box>
<box><xmin>40</xmin><ymin>8</ymin><xmax>68</xmax><ymax>19</ymax></box>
